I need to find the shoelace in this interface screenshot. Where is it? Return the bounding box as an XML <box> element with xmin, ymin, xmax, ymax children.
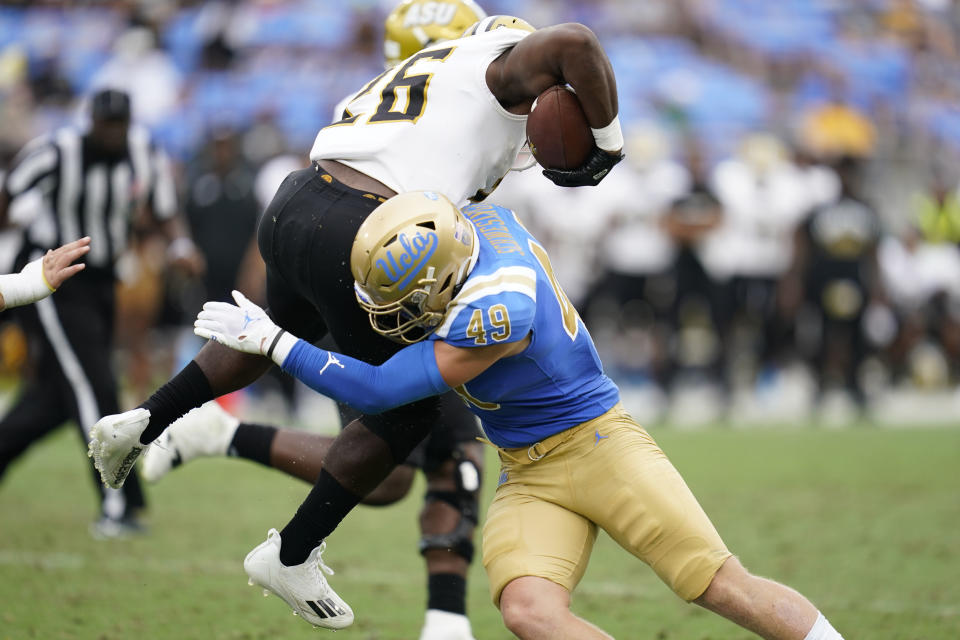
<box><xmin>312</xmin><ymin>541</ymin><xmax>335</xmax><ymax>577</ymax></box>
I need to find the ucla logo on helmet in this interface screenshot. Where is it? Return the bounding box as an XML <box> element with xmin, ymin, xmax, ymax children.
<box><xmin>403</xmin><ymin>2</ymin><xmax>458</xmax><ymax>28</ymax></box>
<box><xmin>376</xmin><ymin>231</ymin><xmax>439</xmax><ymax>289</ymax></box>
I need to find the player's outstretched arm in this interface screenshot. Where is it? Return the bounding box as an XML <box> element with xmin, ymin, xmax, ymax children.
<box><xmin>0</xmin><ymin>236</ymin><xmax>90</xmax><ymax>310</ymax></box>
<box><xmin>194</xmin><ymin>290</ymin><xmax>522</xmax><ymax>413</ymax></box>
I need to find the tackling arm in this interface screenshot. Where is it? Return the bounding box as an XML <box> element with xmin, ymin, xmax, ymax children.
<box><xmin>193</xmin><ymin>290</ymin><xmax>523</xmax><ymax>413</ymax></box>
<box><xmin>281</xmin><ymin>340</ymin><xmax>449</xmax><ymax>414</ymax></box>
<box><xmin>280</xmin><ymin>337</ymin><xmax>524</xmax><ymax>413</ymax></box>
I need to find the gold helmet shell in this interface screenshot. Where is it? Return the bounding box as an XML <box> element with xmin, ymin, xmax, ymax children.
<box><xmin>352</xmin><ymin>191</ymin><xmax>478</xmax><ymax>344</ymax></box>
<box><xmin>461</xmin><ymin>15</ymin><xmax>535</xmax><ymax>37</ymax></box>
<box><xmin>384</xmin><ymin>0</ymin><xmax>487</xmax><ymax>68</ymax></box>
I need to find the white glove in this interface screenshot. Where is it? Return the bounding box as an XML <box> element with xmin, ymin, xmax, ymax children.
<box><xmin>194</xmin><ymin>290</ymin><xmax>297</xmax><ymax>365</ymax></box>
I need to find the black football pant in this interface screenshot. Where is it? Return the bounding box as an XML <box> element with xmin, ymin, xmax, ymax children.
<box><xmin>258</xmin><ymin>165</ymin><xmax>450</xmax><ymax>467</ymax></box>
<box><xmin>0</xmin><ymin>273</ymin><xmax>146</xmax><ymax>518</ymax></box>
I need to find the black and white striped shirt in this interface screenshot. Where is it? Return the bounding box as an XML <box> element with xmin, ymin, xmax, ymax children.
<box><xmin>2</xmin><ymin>124</ymin><xmax>176</xmax><ymax>277</ymax></box>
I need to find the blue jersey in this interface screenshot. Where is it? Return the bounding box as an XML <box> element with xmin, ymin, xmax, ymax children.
<box><xmin>430</xmin><ymin>202</ymin><xmax>620</xmax><ymax>447</ymax></box>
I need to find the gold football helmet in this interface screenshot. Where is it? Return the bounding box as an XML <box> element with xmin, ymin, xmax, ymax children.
<box><xmin>384</xmin><ymin>0</ymin><xmax>488</xmax><ymax>68</ymax></box>
<box><xmin>352</xmin><ymin>191</ymin><xmax>478</xmax><ymax>343</ymax></box>
<box><xmin>461</xmin><ymin>15</ymin><xmax>535</xmax><ymax>37</ymax></box>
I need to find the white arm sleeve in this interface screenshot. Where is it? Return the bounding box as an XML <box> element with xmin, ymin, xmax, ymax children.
<box><xmin>0</xmin><ymin>257</ymin><xmax>53</xmax><ymax>309</ymax></box>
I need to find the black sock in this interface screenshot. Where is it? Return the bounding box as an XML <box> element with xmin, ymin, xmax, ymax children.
<box><xmin>427</xmin><ymin>573</ymin><xmax>466</xmax><ymax>615</ymax></box>
<box><xmin>227</xmin><ymin>422</ymin><xmax>276</xmax><ymax>466</ymax></box>
<box><xmin>138</xmin><ymin>361</ymin><xmax>214</xmax><ymax>444</ymax></box>
<box><xmin>279</xmin><ymin>469</ymin><xmax>361</xmax><ymax>566</ymax></box>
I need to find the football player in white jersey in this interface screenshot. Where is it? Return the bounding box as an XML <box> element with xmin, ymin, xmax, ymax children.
<box><xmin>195</xmin><ymin>191</ymin><xmax>846</xmax><ymax>640</ymax></box>
<box><xmin>142</xmin><ymin>3</ymin><xmax>493</xmax><ymax>638</ymax></box>
<box><xmin>0</xmin><ymin>236</ymin><xmax>90</xmax><ymax>311</ymax></box>
<box><xmin>89</xmin><ymin>11</ymin><xmax>624</xmax><ymax>631</ymax></box>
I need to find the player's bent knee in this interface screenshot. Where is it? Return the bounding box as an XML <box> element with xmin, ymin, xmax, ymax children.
<box><xmin>500</xmin><ymin>577</ymin><xmax>568</xmax><ymax>637</ymax></box>
<box><xmin>499</xmin><ymin>588</ymin><xmax>545</xmax><ymax>636</ymax></box>
<box><xmin>694</xmin><ymin>556</ymin><xmax>752</xmax><ymax>611</ymax></box>
<box><xmin>501</xmin><ymin>599</ymin><xmax>543</xmax><ymax>637</ymax></box>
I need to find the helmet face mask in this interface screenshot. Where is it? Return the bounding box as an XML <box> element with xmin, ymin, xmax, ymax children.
<box><xmin>352</xmin><ymin>191</ymin><xmax>477</xmax><ymax>344</ymax></box>
<box><xmin>384</xmin><ymin>0</ymin><xmax>488</xmax><ymax>68</ymax></box>
<box><xmin>354</xmin><ymin>273</ymin><xmax>445</xmax><ymax>344</ymax></box>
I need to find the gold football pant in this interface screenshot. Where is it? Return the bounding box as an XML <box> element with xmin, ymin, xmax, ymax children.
<box><xmin>482</xmin><ymin>402</ymin><xmax>731</xmax><ymax>605</ymax></box>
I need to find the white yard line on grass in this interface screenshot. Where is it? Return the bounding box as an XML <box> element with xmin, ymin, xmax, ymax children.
<box><xmin>1</xmin><ymin>548</ymin><xmax>958</xmax><ymax>618</ymax></box>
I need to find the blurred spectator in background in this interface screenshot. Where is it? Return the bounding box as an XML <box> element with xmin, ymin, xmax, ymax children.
<box><xmin>243</xmin><ymin>110</ymin><xmax>292</xmax><ymax>169</ymax></box>
<box><xmin>0</xmin><ymin>48</ymin><xmax>39</xmax><ymax>163</ymax></box>
<box><xmin>0</xmin><ymin>88</ymin><xmax>202</xmax><ymax>538</ymax></box>
<box><xmin>157</xmin><ymin>124</ymin><xmax>271</xmax><ymax>412</ymax></box>
<box><xmin>581</xmin><ymin>125</ymin><xmax>690</xmax><ymax>393</ymax></box>
<box><xmin>913</xmin><ymin>170</ymin><xmax>960</xmax><ymax>246</ymax></box>
<box><xmin>181</xmin><ymin>125</ymin><xmax>260</xmax><ymax>310</ymax></box>
<box><xmin>660</xmin><ymin>136</ymin><xmax>725</xmax><ymax>406</ymax></box>
<box><xmin>783</xmin><ymin>156</ymin><xmax>887</xmax><ymax>415</ymax></box>
<box><xmin>879</xmin><ymin>170</ymin><xmax>960</xmax><ymax>390</ymax></box>
<box><xmin>706</xmin><ymin>133</ymin><xmax>823</xmax><ymax>397</ymax></box>
<box><xmin>796</xmin><ymin>75</ymin><xmax>878</xmax><ymax>161</ymax></box>
<box><xmin>91</xmin><ymin>25</ymin><xmax>182</xmax><ymax>128</ymax></box>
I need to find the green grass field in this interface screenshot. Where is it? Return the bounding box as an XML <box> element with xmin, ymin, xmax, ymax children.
<box><xmin>1</xmin><ymin>425</ymin><xmax>958</xmax><ymax>639</ymax></box>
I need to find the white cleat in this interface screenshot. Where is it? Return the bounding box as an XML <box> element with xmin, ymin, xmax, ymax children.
<box><xmin>419</xmin><ymin>609</ymin><xmax>477</xmax><ymax>640</ymax></box>
<box><xmin>87</xmin><ymin>408</ymin><xmax>151</xmax><ymax>489</ymax></box>
<box><xmin>244</xmin><ymin>528</ymin><xmax>354</xmax><ymax>630</ymax></box>
<box><xmin>141</xmin><ymin>402</ymin><xmax>239</xmax><ymax>483</ymax></box>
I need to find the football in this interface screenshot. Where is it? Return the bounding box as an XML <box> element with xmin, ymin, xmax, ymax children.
<box><xmin>526</xmin><ymin>85</ymin><xmax>594</xmax><ymax>170</ymax></box>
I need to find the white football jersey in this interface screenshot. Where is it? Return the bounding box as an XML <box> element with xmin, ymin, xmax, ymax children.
<box><xmin>310</xmin><ymin>28</ymin><xmax>529</xmax><ymax>205</ymax></box>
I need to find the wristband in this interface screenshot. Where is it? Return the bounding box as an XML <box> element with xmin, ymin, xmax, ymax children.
<box><xmin>266</xmin><ymin>329</ymin><xmax>286</xmax><ymax>360</ymax></box>
<box><xmin>591</xmin><ymin>117</ymin><xmax>624</xmax><ymax>152</ymax></box>
<box><xmin>268</xmin><ymin>330</ymin><xmax>299</xmax><ymax>367</ymax></box>
<box><xmin>0</xmin><ymin>257</ymin><xmax>52</xmax><ymax>309</ymax></box>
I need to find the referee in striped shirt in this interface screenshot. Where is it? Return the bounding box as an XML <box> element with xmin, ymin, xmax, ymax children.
<box><xmin>0</xmin><ymin>89</ymin><xmax>202</xmax><ymax>538</ymax></box>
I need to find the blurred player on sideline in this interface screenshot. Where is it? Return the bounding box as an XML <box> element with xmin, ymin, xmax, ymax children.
<box><xmin>0</xmin><ymin>237</ymin><xmax>90</xmax><ymax>311</ymax></box>
<box><xmin>195</xmin><ymin>191</ymin><xmax>845</xmax><ymax>640</ymax></box>
<box><xmin>89</xmin><ymin>11</ymin><xmax>624</xmax><ymax>630</ymax></box>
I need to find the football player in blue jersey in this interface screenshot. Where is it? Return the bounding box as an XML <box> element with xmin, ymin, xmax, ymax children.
<box><xmin>195</xmin><ymin>191</ymin><xmax>845</xmax><ymax>640</ymax></box>
<box><xmin>90</xmin><ymin>10</ymin><xmax>625</xmax><ymax>632</ymax></box>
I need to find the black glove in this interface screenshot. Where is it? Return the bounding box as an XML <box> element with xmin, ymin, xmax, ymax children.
<box><xmin>542</xmin><ymin>146</ymin><xmax>624</xmax><ymax>187</ymax></box>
